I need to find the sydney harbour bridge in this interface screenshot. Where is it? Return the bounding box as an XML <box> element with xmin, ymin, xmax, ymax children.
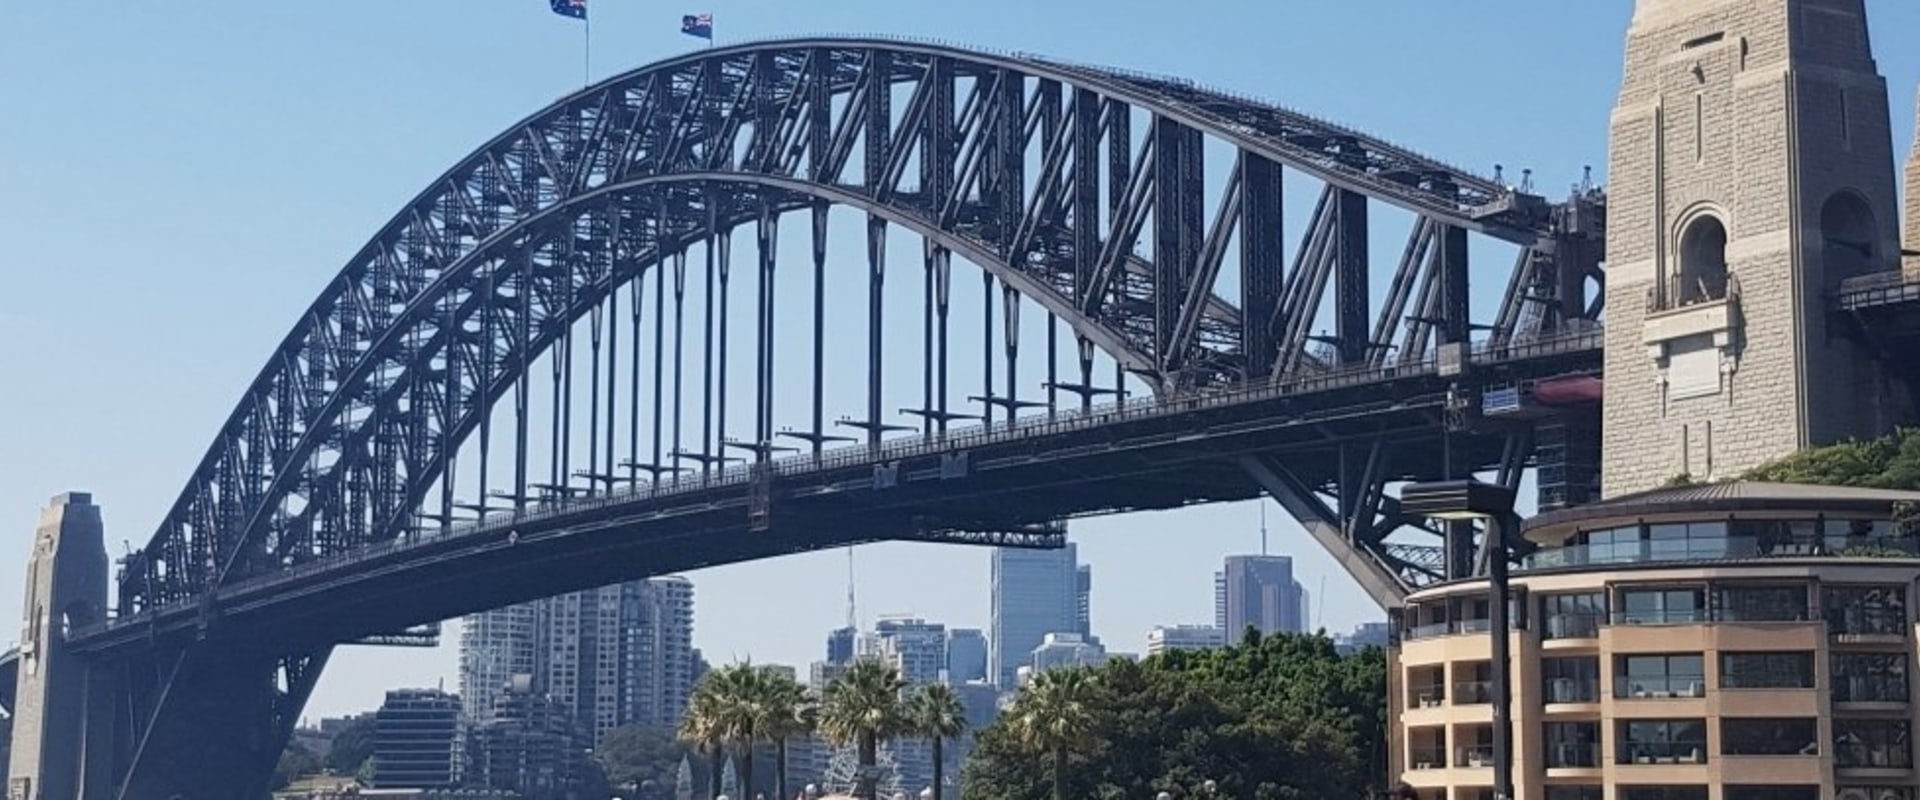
<box><xmin>0</xmin><ymin>36</ymin><xmax>1626</xmax><ymax>799</ymax></box>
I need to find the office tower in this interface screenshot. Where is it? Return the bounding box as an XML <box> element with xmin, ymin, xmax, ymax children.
<box><xmin>945</xmin><ymin>629</ymin><xmax>988</xmax><ymax>683</ymax></box>
<box><xmin>989</xmin><ymin>543</ymin><xmax>1083</xmax><ymax>687</ymax></box>
<box><xmin>371</xmin><ymin>688</ymin><xmax>461</xmax><ymax>789</ymax></box>
<box><xmin>825</xmin><ymin>626</ymin><xmax>857</xmax><ymax>665</ymax></box>
<box><xmin>1294</xmin><ymin>578</ymin><xmax>1311</xmax><ymax>632</ymax></box>
<box><xmin>1145</xmin><ymin>625</ymin><xmax>1225</xmax><ymax>656</ymax></box>
<box><xmin>1075</xmin><ymin>564</ymin><xmax>1093</xmax><ymax>637</ymax></box>
<box><xmin>456</xmin><ymin>575</ymin><xmax>695</xmax><ymax>747</ymax></box>
<box><xmin>1213</xmin><ymin>570</ymin><xmax>1227</xmax><ymax>630</ymax></box>
<box><xmin>871</xmin><ymin>616</ymin><xmax>948</xmax><ymax>685</ymax></box>
<box><xmin>1218</xmin><ymin>555</ymin><xmax>1302</xmax><ymax>639</ymax></box>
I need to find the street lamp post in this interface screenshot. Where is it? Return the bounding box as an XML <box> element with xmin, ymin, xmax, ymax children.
<box><xmin>1400</xmin><ymin>479</ymin><xmax>1519</xmax><ymax>800</ymax></box>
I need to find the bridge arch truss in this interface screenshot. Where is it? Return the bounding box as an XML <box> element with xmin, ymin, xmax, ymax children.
<box><xmin>94</xmin><ymin>37</ymin><xmax>1606</xmax><ymax>800</ymax></box>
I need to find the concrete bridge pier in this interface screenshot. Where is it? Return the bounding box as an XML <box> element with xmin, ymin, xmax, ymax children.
<box><xmin>8</xmin><ymin>492</ymin><xmax>116</xmax><ymax>800</ymax></box>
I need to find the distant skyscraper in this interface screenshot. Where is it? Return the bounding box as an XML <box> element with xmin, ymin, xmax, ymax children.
<box><xmin>457</xmin><ymin>575</ymin><xmax>694</xmax><ymax>746</ymax></box>
<box><xmin>1218</xmin><ymin>555</ymin><xmax>1302</xmax><ymax>639</ymax></box>
<box><xmin>871</xmin><ymin>616</ymin><xmax>948</xmax><ymax>685</ymax></box>
<box><xmin>946</xmin><ymin>629</ymin><xmax>988</xmax><ymax>683</ymax></box>
<box><xmin>826</xmin><ymin>626</ymin><xmax>857</xmax><ymax>665</ymax></box>
<box><xmin>1075</xmin><ymin>564</ymin><xmax>1093</xmax><ymax>637</ymax></box>
<box><xmin>1295</xmin><ymin>579</ymin><xmax>1312</xmax><ymax>632</ymax></box>
<box><xmin>1145</xmin><ymin>625</ymin><xmax>1225</xmax><ymax>656</ymax></box>
<box><xmin>990</xmin><ymin>544</ymin><xmax>1084</xmax><ymax>688</ymax></box>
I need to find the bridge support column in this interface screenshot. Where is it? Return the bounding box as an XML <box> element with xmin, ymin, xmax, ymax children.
<box><xmin>9</xmin><ymin>492</ymin><xmax>115</xmax><ymax>800</ymax></box>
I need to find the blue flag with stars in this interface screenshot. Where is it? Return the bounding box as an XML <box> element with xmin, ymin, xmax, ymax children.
<box><xmin>550</xmin><ymin>0</ymin><xmax>586</xmax><ymax>20</ymax></box>
<box><xmin>681</xmin><ymin>13</ymin><xmax>713</xmax><ymax>40</ymax></box>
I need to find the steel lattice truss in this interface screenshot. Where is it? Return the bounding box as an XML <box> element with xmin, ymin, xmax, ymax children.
<box><xmin>70</xmin><ymin>37</ymin><xmax>1612</xmax><ymax>800</ymax></box>
<box><xmin>125</xmin><ymin>37</ymin><xmax>1601</xmax><ymax>619</ymax></box>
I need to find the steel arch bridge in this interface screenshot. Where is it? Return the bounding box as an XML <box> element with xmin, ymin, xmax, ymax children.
<box><xmin>24</xmin><ymin>36</ymin><xmax>1607</xmax><ymax>799</ymax></box>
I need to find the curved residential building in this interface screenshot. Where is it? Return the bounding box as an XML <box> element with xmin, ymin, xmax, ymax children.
<box><xmin>1389</xmin><ymin>482</ymin><xmax>1920</xmax><ymax>800</ymax></box>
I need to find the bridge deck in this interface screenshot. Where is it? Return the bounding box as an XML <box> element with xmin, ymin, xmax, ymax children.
<box><xmin>74</xmin><ymin>331</ymin><xmax>1601</xmax><ymax>658</ymax></box>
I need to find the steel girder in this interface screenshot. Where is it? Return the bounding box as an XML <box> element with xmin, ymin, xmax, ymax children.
<box><xmin>84</xmin><ymin>38</ymin><xmax>1612</xmax><ymax>798</ymax></box>
<box><xmin>124</xmin><ymin>37</ymin><xmax>1603</xmax><ymax>622</ymax></box>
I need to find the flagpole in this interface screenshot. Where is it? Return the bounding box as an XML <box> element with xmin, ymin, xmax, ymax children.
<box><xmin>583</xmin><ymin>10</ymin><xmax>592</xmax><ymax>87</ymax></box>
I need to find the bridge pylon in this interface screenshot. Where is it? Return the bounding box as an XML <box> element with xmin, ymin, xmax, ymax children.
<box><xmin>8</xmin><ymin>492</ymin><xmax>114</xmax><ymax>800</ymax></box>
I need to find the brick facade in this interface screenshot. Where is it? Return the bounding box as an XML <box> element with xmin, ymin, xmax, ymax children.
<box><xmin>1602</xmin><ymin>0</ymin><xmax>1905</xmax><ymax>497</ymax></box>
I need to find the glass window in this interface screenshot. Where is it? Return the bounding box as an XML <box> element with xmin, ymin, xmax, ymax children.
<box><xmin>1834</xmin><ymin>719</ymin><xmax>1912</xmax><ymax>768</ymax></box>
<box><xmin>1618</xmin><ymin>654</ymin><xmax>1706</xmax><ymax>698</ymax></box>
<box><xmin>1825</xmin><ymin>585</ymin><xmax>1908</xmax><ymax>636</ymax></box>
<box><xmin>1542</xmin><ymin>656</ymin><xmax>1600</xmax><ymax>703</ymax></box>
<box><xmin>1620</xmin><ymin>787</ymin><xmax>1707</xmax><ymax>800</ymax></box>
<box><xmin>1620</xmin><ymin>719</ymin><xmax>1708</xmax><ymax>764</ymax></box>
<box><xmin>1541</xmin><ymin>592</ymin><xmax>1605</xmax><ymax>639</ymax></box>
<box><xmin>1619</xmin><ymin>587</ymin><xmax>1705</xmax><ymax>625</ymax></box>
<box><xmin>1714</xmin><ymin>585</ymin><xmax>1809</xmax><ymax>622</ymax></box>
<box><xmin>1832</xmin><ymin>652</ymin><xmax>1909</xmax><ymax>703</ymax></box>
<box><xmin>1721</xmin><ymin>718</ymin><xmax>1818</xmax><ymax>756</ymax></box>
<box><xmin>1545</xmin><ymin>789</ymin><xmax>1601</xmax><ymax>800</ymax></box>
<box><xmin>1585</xmin><ymin>525</ymin><xmax>1642</xmax><ymax>563</ymax></box>
<box><xmin>1725</xmin><ymin>789</ymin><xmax>1818</xmax><ymax>800</ymax></box>
<box><xmin>1545</xmin><ymin>721</ymin><xmax>1600</xmax><ymax>768</ymax></box>
<box><xmin>1720</xmin><ymin>651</ymin><xmax>1814</xmax><ymax>689</ymax></box>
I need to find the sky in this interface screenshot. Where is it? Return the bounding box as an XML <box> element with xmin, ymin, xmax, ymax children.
<box><xmin>1</xmin><ymin>1</ymin><xmax>1916</xmax><ymax>722</ymax></box>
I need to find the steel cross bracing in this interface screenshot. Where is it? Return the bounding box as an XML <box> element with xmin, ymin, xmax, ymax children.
<box><xmin>79</xmin><ymin>37</ymin><xmax>1606</xmax><ymax>799</ymax></box>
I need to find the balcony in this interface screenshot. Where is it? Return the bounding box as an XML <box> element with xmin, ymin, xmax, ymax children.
<box><xmin>1522</xmin><ymin>534</ymin><xmax>1920</xmax><ymax>572</ymax></box>
<box><xmin>1546</xmin><ymin>743</ymin><xmax>1601</xmax><ymax>769</ymax></box>
<box><xmin>1455</xmin><ymin>745</ymin><xmax>1496</xmax><ymax>768</ymax></box>
<box><xmin>1613</xmin><ymin>608</ymin><xmax>1708</xmax><ymax>626</ymax></box>
<box><xmin>1543</xmin><ymin>613</ymin><xmax>1601</xmax><ymax>640</ymax></box>
<box><xmin>1616</xmin><ymin>675</ymin><xmax>1707</xmax><ymax>699</ymax></box>
<box><xmin>1621</xmin><ymin>741</ymin><xmax>1708</xmax><ymax>765</ymax></box>
<box><xmin>1408</xmin><ymin>746</ymin><xmax>1448</xmax><ymax>770</ymax></box>
<box><xmin>1409</xmin><ymin>684</ymin><xmax>1447</xmax><ymax>709</ymax></box>
<box><xmin>1453</xmin><ymin>680</ymin><xmax>1493</xmax><ymax>705</ymax></box>
<box><xmin>1544</xmin><ymin>677</ymin><xmax>1600</xmax><ymax>704</ymax></box>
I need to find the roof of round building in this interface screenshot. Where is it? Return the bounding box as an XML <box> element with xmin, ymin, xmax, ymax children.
<box><xmin>1522</xmin><ymin>481</ymin><xmax>1920</xmax><ymax>543</ymax></box>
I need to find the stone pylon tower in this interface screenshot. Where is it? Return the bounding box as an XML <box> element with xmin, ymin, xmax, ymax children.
<box><xmin>8</xmin><ymin>493</ymin><xmax>113</xmax><ymax>800</ymax></box>
<box><xmin>1602</xmin><ymin>0</ymin><xmax>1907</xmax><ymax>496</ymax></box>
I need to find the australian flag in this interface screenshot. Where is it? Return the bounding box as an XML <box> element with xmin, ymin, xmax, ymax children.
<box><xmin>680</xmin><ymin>13</ymin><xmax>713</xmax><ymax>40</ymax></box>
<box><xmin>550</xmin><ymin>0</ymin><xmax>586</xmax><ymax>20</ymax></box>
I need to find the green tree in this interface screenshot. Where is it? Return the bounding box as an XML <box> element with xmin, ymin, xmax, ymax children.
<box><xmin>817</xmin><ymin>657</ymin><xmax>908</xmax><ymax>800</ymax></box>
<box><xmin>325</xmin><ymin>714</ymin><xmax>378</xmax><ymax>775</ymax></box>
<box><xmin>758</xmin><ymin>668</ymin><xmax>814</xmax><ymax>800</ymax></box>
<box><xmin>680</xmin><ymin>684</ymin><xmax>731</xmax><ymax>800</ymax></box>
<box><xmin>271</xmin><ymin>740</ymin><xmax>324</xmax><ymax>790</ymax></box>
<box><xmin>598</xmin><ymin>725</ymin><xmax>696</xmax><ymax>795</ymax></box>
<box><xmin>1743</xmin><ymin>427</ymin><xmax>1920</xmax><ymax>489</ymax></box>
<box><xmin>1002</xmin><ymin>668</ymin><xmax>1098</xmax><ymax>800</ymax></box>
<box><xmin>961</xmin><ymin>632</ymin><xmax>1387</xmax><ymax>800</ymax></box>
<box><xmin>907</xmin><ymin>682</ymin><xmax>969</xmax><ymax>800</ymax></box>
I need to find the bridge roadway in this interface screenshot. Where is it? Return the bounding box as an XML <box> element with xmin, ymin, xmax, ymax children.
<box><xmin>69</xmin><ymin>331</ymin><xmax>1600</xmax><ymax>661</ymax></box>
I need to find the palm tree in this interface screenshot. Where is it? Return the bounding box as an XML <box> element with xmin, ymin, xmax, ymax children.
<box><xmin>679</xmin><ymin>683</ymin><xmax>730</xmax><ymax>800</ymax></box>
<box><xmin>906</xmin><ymin>683</ymin><xmax>968</xmax><ymax>800</ymax></box>
<box><xmin>1005</xmin><ymin>668</ymin><xmax>1100</xmax><ymax>800</ymax></box>
<box><xmin>817</xmin><ymin>657</ymin><xmax>908</xmax><ymax>800</ymax></box>
<box><xmin>687</xmin><ymin>663</ymin><xmax>777</xmax><ymax>799</ymax></box>
<box><xmin>758</xmin><ymin>669</ymin><xmax>815</xmax><ymax>800</ymax></box>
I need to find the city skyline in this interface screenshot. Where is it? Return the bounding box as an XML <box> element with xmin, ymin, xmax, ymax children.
<box><xmin>4</xmin><ymin>0</ymin><xmax>1917</xmax><ymax>728</ymax></box>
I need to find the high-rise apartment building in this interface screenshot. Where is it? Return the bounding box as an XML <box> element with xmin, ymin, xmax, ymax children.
<box><xmin>989</xmin><ymin>544</ymin><xmax>1086</xmax><ymax>687</ymax></box>
<box><xmin>946</xmin><ymin>629</ymin><xmax>988</xmax><ymax>683</ymax></box>
<box><xmin>1216</xmin><ymin>555</ymin><xmax>1304</xmax><ymax>640</ymax></box>
<box><xmin>457</xmin><ymin>575</ymin><xmax>695</xmax><ymax>746</ymax></box>
<box><xmin>870</xmin><ymin>616</ymin><xmax>949</xmax><ymax>685</ymax></box>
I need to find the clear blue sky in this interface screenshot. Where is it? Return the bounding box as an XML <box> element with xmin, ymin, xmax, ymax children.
<box><xmin>2</xmin><ymin>1</ymin><xmax>1915</xmax><ymax>721</ymax></box>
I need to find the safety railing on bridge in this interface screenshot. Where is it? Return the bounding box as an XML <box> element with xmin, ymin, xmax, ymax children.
<box><xmin>119</xmin><ymin>328</ymin><xmax>1603</xmax><ymax>624</ymax></box>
